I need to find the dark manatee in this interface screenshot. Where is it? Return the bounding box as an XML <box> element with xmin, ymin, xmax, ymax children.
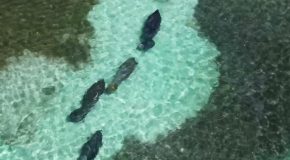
<box><xmin>105</xmin><ymin>57</ymin><xmax>138</xmax><ymax>94</ymax></box>
<box><xmin>77</xmin><ymin>130</ymin><xmax>103</xmax><ymax>160</ymax></box>
<box><xmin>66</xmin><ymin>108</ymin><xmax>88</xmax><ymax>123</ymax></box>
<box><xmin>141</xmin><ymin>10</ymin><xmax>161</xmax><ymax>40</ymax></box>
<box><xmin>137</xmin><ymin>9</ymin><xmax>161</xmax><ymax>51</ymax></box>
<box><xmin>67</xmin><ymin>79</ymin><xmax>105</xmax><ymax>123</ymax></box>
<box><xmin>81</xmin><ymin>79</ymin><xmax>106</xmax><ymax>107</ymax></box>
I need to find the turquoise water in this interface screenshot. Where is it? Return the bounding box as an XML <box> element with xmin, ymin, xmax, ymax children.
<box><xmin>0</xmin><ymin>0</ymin><xmax>219</xmax><ymax>159</ymax></box>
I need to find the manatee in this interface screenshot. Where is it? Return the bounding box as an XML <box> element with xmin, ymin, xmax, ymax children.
<box><xmin>77</xmin><ymin>130</ymin><xmax>103</xmax><ymax>160</ymax></box>
<box><xmin>66</xmin><ymin>107</ymin><xmax>88</xmax><ymax>123</ymax></box>
<box><xmin>137</xmin><ymin>9</ymin><xmax>161</xmax><ymax>51</ymax></box>
<box><xmin>141</xmin><ymin>9</ymin><xmax>161</xmax><ymax>40</ymax></box>
<box><xmin>67</xmin><ymin>79</ymin><xmax>105</xmax><ymax>123</ymax></box>
<box><xmin>105</xmin><ymin>57</ymin><xmax>138</xmax><ymax>94</ymax></box>
<box><xmin>81</xmin><ymin>79</ymin><xmax>105</xmax><ymax>107</ymax></box>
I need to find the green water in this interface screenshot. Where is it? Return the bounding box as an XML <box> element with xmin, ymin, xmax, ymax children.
<box><xmin>0</xmin><ymin>0</ymin><xmax>219</xmax><ymax>159</ymax></box>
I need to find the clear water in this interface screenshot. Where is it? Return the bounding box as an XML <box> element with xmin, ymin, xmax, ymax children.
<box><xmin>0</xmin><ymin>0</ymin><xmax>219</xmax><ymax>159</ymax></box>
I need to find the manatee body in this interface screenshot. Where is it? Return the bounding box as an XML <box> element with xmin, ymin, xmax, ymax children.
<box><xmin>81</xmin><ymin>79</ymin><xmax>105</xmax><ymax>107</ymax></box>
<box><xmin>105</xmin><ymin>57</ymin><xmax>138</xmax><ymax>94</ymax></box>
<box><xmin>67</xmin><ymin>79</ymin><xmax>105</xmax><ymax>123</ymax></box>
<box><xmin>141</xmin><ymin>9</ymin><xmax>161</xmax><ymax>40</ymax></box>
<box><xmin>137</xmin><ymin>9</ymin><xmax>161</xmax><ymax>51</ymax></box>
<box><xmin>77</xmin><ymin>130</ymin><xmax>103</xmax><ymax>160</ymax></box>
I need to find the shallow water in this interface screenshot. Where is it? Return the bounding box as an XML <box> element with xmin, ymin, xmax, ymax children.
<box><xmin>0</xmin><ymin>0</ymin><xmax>219</xmax><ymax>160</ymax></box>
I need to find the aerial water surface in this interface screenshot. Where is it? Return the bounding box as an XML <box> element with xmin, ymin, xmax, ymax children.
<box><xmin>0</xmin><ymin>0</ymin><xmax>219</xmax><ymax>159</ymax></box>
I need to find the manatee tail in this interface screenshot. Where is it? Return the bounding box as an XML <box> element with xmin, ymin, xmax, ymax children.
<box><xmin>66</xmin><ymin>107</ymin><xmax>88</xmax><ymax>123</ymax></box>
<box><xmin>137</xmin><ymin>39</ymin><xmax>155</xmax><ymax>51</ymax></box>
